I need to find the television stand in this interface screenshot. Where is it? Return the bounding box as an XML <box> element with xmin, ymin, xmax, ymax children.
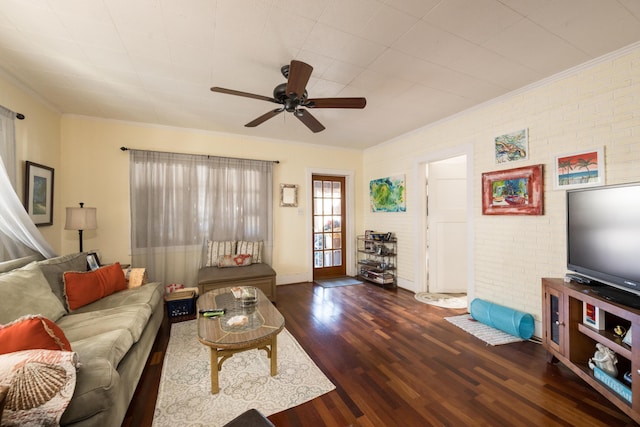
<box><xmin>543</xmin><ymin>278</ymin><xmax>640</xmax><ymax>423</ymax></box>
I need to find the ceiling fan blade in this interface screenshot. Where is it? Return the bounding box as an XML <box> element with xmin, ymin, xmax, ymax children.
<box><xmin>285</xmin><ymin>60</ymin><xmax>313</xmax><ymax>98</ymax></box>
<box><xmin>245</xmin><ymin>109</ymin><xmax>284</xmax><ymax>127</ymax></box>
<box><xmin>306</xmin><ymin>97</ymin><xmax>367</xmax><ymax>109</ymax></box>
<box><xmin>211</xmin><ymin>87</ymin><xmax>278</xmax><ymax>103</ymax></box>
<box><xmin>295</xmin><ymin>109</ymin><xmax>325</xmax><ymax>133</ymax></box>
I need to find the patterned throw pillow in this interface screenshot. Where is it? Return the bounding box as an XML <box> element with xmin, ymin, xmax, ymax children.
<box><xmin>236</xmin><ymin>241</ymin><xmax>263</xmax><ymax>263</ymax></box>
<box><xmin>217</xmin><ymin>254</ymin><xmax>253</xmax><ymax>268</ymax></box>
<box><xmin>0</xmin><ymin>349</ymin><xmax>78</xmax><ymax>426</ymax></box>
<box><xmin>206</xmin><ymin>241</ymin><xmax>236</xmax><ymax>267</ymax></box>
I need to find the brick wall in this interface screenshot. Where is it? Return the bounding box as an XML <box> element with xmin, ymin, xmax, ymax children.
<box><xmin>363</xmin><ymin>45</ymin><xmax>640</xmax><ymax>328</ymax></box>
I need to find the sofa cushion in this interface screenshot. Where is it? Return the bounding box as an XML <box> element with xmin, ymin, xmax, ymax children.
<box><xmin>37</xmin><ymin>252</ymin><xmax>88</xmax><ymax>309</ymax></box>
<box><xmin>57</xmin><ymin>303</ymin><xmax>152</xmax><ymax>344</ymax></box>
<box><xmin>70</xmin><ymin>329</ymin><xmax>134</xmax><ymax>369</ymax></box>
<box><xmin>0</xmin><ymin>254</ymin><xmax>43</xmax><ymax>274</ymax></box>
<box><xmin>63</xmin><ymin>263</ymin><xmax>127</xmax><ymax>311</ymax></box>
<box><xmin>70</xmin><ymin>282</ymin><xmax>164</xmax><ymax>315</ymax></box>
<box><xmin>198</xmin><ymin>263</ymin><xmax>276</xmax><ymax>285</ymax></box>
<box><xmin>60</xmin><ymin>357</ymin><xmax>119</xmax><ymax>426</ymax></box>
<box><xmin>0</xmin><ymin>262</ymin><xmax>67</xmax><ymax>324</ymax></box>
<box><xmin>0</xmin><ymin>314</ymin><xmax>72</xmax><ymax>355</ymax></box>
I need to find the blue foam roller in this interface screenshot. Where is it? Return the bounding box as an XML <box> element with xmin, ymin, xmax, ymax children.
<box><xmin>469</xmin><ymin>298</ymin><xmax>534</xmax><ymax>339</ymax></box>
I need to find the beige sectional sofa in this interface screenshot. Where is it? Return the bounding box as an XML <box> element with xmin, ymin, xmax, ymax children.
<box><xmin>0</xmin><ymin>252</ymin><xmax>164</xmax><ymax>427</ymax></box>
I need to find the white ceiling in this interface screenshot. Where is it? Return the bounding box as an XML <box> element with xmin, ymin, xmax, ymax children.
<box><xmin>1</xmin><ymin>0</ymin><xmax>640</xmax><ymax>150</ymax></box>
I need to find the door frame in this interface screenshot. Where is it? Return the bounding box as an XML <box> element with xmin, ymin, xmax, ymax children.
<box><xmin>306</xmin><ymin>168</ymin><xmax>356</xmax><ymax>282</ymax></box>
<box><xmin>413</xmin><ymin>144</ymin><xmax>475</xmax><ymax>299</ymax></box>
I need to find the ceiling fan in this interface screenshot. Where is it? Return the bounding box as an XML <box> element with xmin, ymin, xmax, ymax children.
<box><xmin>210</xmin><ymin>60</ymin><xmax>366</xmax><ymax>133</ymax></box>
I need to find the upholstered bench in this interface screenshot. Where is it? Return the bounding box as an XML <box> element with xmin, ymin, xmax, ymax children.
<box><xmin>198</xmin><ymin>263</ymin><xmax>276</xmax><ymax>302</ymax></box>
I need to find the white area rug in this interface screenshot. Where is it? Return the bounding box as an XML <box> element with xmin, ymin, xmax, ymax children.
<box><xmin>414</xmin><ymin>292</ymin><xmax>468</xmax><ymax>309</ymax></box>
<box><xmin>445</xmin><ymin>314</ymin><xmax>524</xmax><ymax>346</ymax></box>
<box><xmin>153</xmin><ymin>320</ymin><xmax>335</xmax><ymax>427</ymax></box>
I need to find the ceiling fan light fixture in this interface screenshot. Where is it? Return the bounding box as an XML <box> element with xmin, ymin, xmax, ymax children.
<box><xmin>210</xmin><ymin>60</ymin><xmax>366</xmax><ymax>133</ymax></box>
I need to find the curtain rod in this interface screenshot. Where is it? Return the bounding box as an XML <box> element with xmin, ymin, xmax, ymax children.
<box><xmin>119</xmin><ymin>146</ymin><xmax>279</xmax><ymax>164</ymax></box>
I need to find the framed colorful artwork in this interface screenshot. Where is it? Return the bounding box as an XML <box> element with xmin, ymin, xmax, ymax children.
<box><xmin>482</xmin><ymin>164</ymin><xmax>543</xmax><ymax>215</ymax></box>
<box><xmin>370</xmin><ymin>175</ymin><xmax>406</xmax><ymax>212</ymax></box>
<box><xmin>495</xmin><ymin>128</ymin><xmax>528</xmax><ymax>163</ymax></box>
<box><xmin>553</xmin><ymin>147</ymin><xmax>604</xmax><ymax>190</ymax></box>
<box><xmin>24</xmin><ymin>161</ymin><xmax>54</xmax><ymax>226</ymax></box>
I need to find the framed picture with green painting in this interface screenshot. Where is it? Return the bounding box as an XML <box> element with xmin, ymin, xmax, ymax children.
<box><xmin>24</xmin><ymin>161</ymin><xmax>54</xmax><ymax>226</ymax></box>
<box><xmin>369</xmin><ymin>175</ymin><xmax>406</xmax><ymax>212</ymax></box>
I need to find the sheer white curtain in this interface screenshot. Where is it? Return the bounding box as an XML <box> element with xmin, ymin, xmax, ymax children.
<box><xmin>129</xmin><ymin>149</ymin><xmax>273</xmax><ymax>286</ymax></box>
<box><xmin>0</xmin><ymin>106</ymin><xmax>56</xmax><ymax>261</ymax></box>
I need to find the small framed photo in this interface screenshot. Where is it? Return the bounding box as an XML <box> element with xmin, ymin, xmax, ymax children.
<box><xmin>482</xmin><ymin>164</ymin><xmax>543</xmax><ymax>215</ymax></box>
<box><xmin>554</xmin><ymin>147</ymin><xmax>604</xmax><ymax>190</ymax></box>
<box><xmin>24</xmin><ymin>161</ymin><xmax>54</xmax><ymax>226</ymax></box>
<box><xmin>87</xmin><ymin>253</ymin><xmax>100</xmax><ymax>271</ymax></box>
<box><xmin>583</xmin><ymin>302</ymin><xmax>605</xmax><ymax>330</ymax></box>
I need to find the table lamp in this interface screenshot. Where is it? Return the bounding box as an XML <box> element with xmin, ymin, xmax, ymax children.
<box><xmin>65</xmin><ymin>202</ymin><xmax>97</xmax><ymax>252</ymax></box>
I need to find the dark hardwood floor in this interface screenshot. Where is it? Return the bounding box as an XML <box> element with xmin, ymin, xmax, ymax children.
<box><xmin>123</xmin><ymin>283</ymin><xmax>637</xmax><ymax>426</ymax></box>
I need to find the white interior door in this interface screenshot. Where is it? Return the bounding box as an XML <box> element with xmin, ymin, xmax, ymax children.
<box><xmin>427</xmin><ymin>156</ymin><xmax>468</xmax><ymax>293</ymax></box>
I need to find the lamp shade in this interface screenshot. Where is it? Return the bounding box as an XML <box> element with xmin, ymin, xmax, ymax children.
<box><xmin>64</xmin><ymin>207</ymin><xmax>97</xmax><ymax>230</ymax></box>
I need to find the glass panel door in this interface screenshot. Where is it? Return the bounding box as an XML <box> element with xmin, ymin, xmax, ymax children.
<box><xmin>312</xmin><ymin>175</ymin><xmax>346</xmax><ymax>279</ymax></box>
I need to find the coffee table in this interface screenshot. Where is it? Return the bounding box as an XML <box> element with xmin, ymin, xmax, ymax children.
<box><xmin>197</xmin><ymin>287</ymin><xmax>285</xmax><ymax>394</ymax></box>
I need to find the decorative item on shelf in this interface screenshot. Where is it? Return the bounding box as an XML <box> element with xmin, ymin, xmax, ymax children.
<box><xmin>375</xmin><ymin>244</ymin><xmax>388</xmax><ymax>256</ymax></box>
<box><xmin>593</xmin><ymin>366</ymin><xmax>632</xmax><ymax>403</ymax></box>
<box><xmin>65</xmin><ymin>202</ymin><xmax>97</xmax><ymax>252</ymax></box>
<box><xmin>582</xmin><ymin>302</ymin><xmax>605</xmax><ymax>330</ymax></box>
<box><xmin>588</xmin><ymin>343</ymin><xmax>618</xmax><ymax>377</ymax></box>
<box><xmin>614</xmin><ymin>325</ymin><xmax>626</xmax><ymax>338</ymax></box>
<box><xmin>623</xmin><ymin>325</ymin><xmax>633</xmax><ymax>347</ymax></box>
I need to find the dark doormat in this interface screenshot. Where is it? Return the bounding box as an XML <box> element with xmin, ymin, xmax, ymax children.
<box><xmin>314</xmin><ymin>276</ymin><xmax>364</xmax><ymax>288</ymax></box>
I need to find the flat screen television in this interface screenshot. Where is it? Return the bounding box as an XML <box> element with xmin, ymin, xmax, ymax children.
<box><xmin>567</xmin><ymin>182</ymin><xmax>640</xmax><ymax>303</ymax></box>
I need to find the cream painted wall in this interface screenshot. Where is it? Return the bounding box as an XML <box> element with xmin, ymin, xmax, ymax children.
<box><xmin>363</xmin><ymin>45</ymin><xmax>640</xmax><ymax>329</ymax></box>
<box><xmin>0</xmin><ymin>72</ymin><xmax>62</xmax><ymax>253</ymax></box>
<box><xmin>59</xmin><ymin>116</ymin><xmax>364</xmax><ymax>284</ymax></box>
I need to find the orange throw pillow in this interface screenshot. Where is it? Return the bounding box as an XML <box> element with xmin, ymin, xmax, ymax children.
<box><xmin>64</xmin><ymin>263</ymin><xmax>126</xmax><ymax>310</ymax></box>
<box><xmin>0</xmin><ymin>315</ymin><xmax>71</xmax><ymax>355</ymax></box>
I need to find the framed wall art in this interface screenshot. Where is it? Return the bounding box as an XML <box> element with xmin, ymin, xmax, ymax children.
<box><xmin>370</xmin><ymin>175</ymin><xmax>406</xmax><ymax>212</ymax></box>
<box><xmin>279</xmin><ymin>183</ymin><xmax>298</xmax><ymax>207</ymax></box>
<box><xmin>495</xmin><ymin>128</ymin><xmax>528</xmax><ymax>163</ymax></box>
<box><xmin>24</xmin><ymin>161</ymin><xmax>54</xmax><ymax>226</ymax></box>
<box><xmin>553</xmin><ymin>147</ymin><xmax>604</xmax><ymax>190</ymax></box>
<box><xmin>482</xmin><ymin>164</ymin><xmax>543</xmax><ymax>215</ymax></box>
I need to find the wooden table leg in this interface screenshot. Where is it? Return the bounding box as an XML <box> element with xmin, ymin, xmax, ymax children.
<box><xmin>210</xmin><ymin>347</ymin><xmax>219</xmax><ymax>394</ymax></box>
<box><xmin>270</xmin><ymin>334</ymin><xmax>277</xmax><ymax>376</ymax></box>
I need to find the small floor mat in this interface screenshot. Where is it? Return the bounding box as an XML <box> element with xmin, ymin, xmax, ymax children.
<box><xmin>314</xmin><ymin>277</ymin><xmax>363</xmax><ymax>288</ymax></box>
<box><xmin>445</xmin><ymin>314</ymin><xmax>524</xmax><ymax>346</ymax></box>
<box><xmin>414</xmin><ymin>292</ymin><xmax>467</xmax><ymax>309</ymax></box>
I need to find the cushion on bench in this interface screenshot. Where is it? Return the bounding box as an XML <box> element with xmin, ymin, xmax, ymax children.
<box><xmin>198</xmin><ymin>263</ymin><xmax>275</xmax><ymax>284</ymax></box>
